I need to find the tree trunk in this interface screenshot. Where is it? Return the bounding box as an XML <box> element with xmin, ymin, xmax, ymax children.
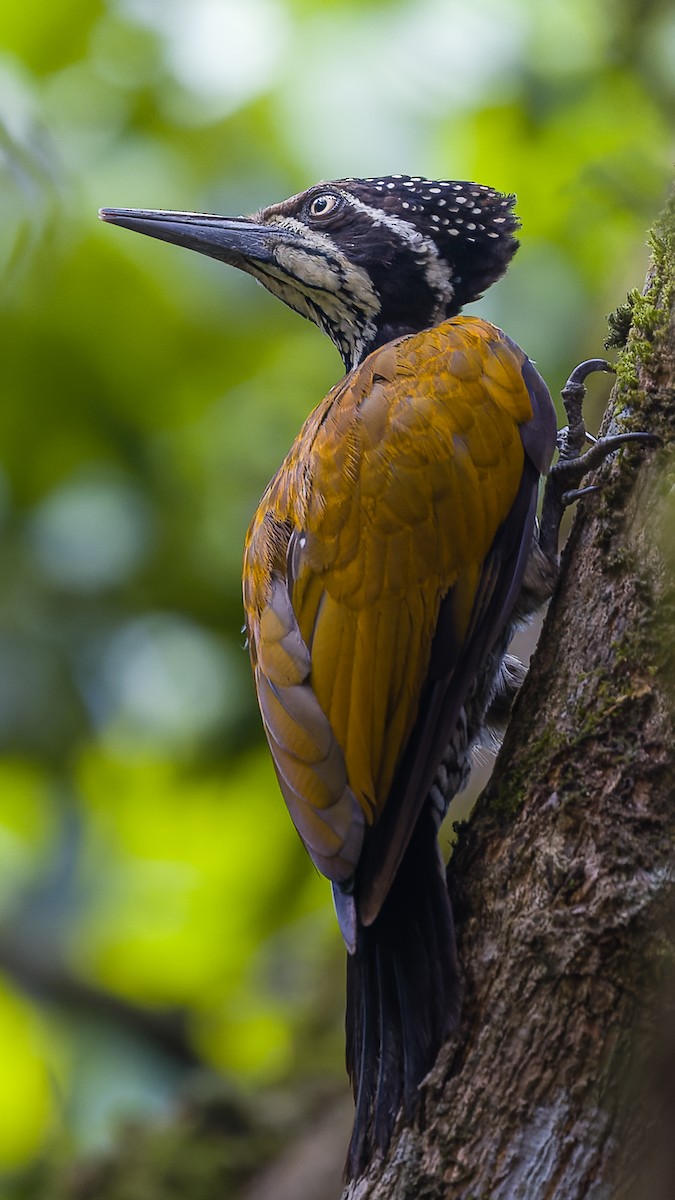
<box><xmin>343</xmin><ymin>195</ymin><xmax>675</xmax><ymax>1199</ymax></box>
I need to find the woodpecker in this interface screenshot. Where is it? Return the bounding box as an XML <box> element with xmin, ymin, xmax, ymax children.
<box><xmin>99</xmin><ymin>176</ymin><xmax>640</xmax><ymax>1178</ymax></box>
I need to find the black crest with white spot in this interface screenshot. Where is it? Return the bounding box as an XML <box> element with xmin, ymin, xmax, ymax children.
<box><xmin>336</xmin><ymin>174</ymin><xmax>519</xmax><ymax>308</ymax></box>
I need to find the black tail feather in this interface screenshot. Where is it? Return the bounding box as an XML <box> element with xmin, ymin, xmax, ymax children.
<box><xmin>345</xmin><ymin>804</ymin><xmax>461</xmax><ymax>1178</ymax></box>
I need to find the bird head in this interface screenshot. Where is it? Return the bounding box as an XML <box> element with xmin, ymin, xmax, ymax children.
<box><xmin>100</xmin><ymin>175</ymin><xmax>519</xmax><ymax>372</ymax></box>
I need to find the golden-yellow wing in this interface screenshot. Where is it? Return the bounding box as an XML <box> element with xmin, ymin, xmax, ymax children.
<box><xmin>243</xmin><ymin>316</ymin><xmax>555</xmax><ymax>908</ymax></box>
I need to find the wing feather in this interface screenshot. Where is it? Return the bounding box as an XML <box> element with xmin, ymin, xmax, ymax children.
<box><xmin>243</xmin><ymin>316</ymin><xmax>557</xmax><ymax>911</ymax></box>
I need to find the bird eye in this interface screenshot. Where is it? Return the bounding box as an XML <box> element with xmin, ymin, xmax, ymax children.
<box><xmin>308</xmin><ymin>193</ymin><xmax>340</xmax><ymax>219</ymax></box>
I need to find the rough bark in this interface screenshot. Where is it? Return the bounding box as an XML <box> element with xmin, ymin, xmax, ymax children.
<box><xmin>343</xmin><ymin>195</ymin><xmax>675</xmax><ymax>1199</ymax></box>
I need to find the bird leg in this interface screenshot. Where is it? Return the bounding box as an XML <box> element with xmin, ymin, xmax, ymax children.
<box><xmin>537</xmin><ymin>358</ymin><xmax>658</xmax><ymax>564</ymax></box>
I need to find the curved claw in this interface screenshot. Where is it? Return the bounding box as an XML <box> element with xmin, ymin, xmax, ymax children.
<box><xmin>553</xmin><ymin>431</ymin><xmax>659</xmax><ymax>490</ymax></box>
<box><xmin>562</xmin><ymin>358</ymin><xmax>615</xmax><ymax>395</ymax></box>
<box><xmin>537</xmin><ymin>358</ymin><xmax>657</xmax><ymax>565</ymax></box>
<box><xmin>559</xmin><ymin>359</ymin><xmax>616</xmax><ymax>464</ymax></box>
<box><xmin>561</xmin><ymin>484</ymin><xmax>602</xmax><ymax>505</ymax></box>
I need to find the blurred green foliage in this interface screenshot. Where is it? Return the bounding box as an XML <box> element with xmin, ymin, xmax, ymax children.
<box><xmin>0</xmin><ymin>0</ymin><xmax>672</xmax><ymax>1187</ymax></box>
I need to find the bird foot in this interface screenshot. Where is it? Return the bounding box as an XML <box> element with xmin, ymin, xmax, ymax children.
<box><xmin>538</xmin><ymin>358</ymin><xmax>658</xmax><ymax>563</ymax></box>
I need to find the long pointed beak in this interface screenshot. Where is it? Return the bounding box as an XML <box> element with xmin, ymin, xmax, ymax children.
<box><xmin>98</xmin><ymin>207</ymin><xmax>284</xmax><ymax>268</ymax></box>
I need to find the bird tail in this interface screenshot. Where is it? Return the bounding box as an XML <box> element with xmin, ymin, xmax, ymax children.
<box><xmin>344</xmin><ymin>803</ymin><xmax>461</xmax><ymax>1178</ymax></box>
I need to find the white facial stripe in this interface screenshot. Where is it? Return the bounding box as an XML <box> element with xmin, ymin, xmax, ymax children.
<box><xmin>341</xmin><ymin>195</ymin><xmax>424</xmax><ymax>248</ymax></box>
<box><xmin>250</xmin><ymin>220</ymin><xmax>380</xmax><ymax>368</ymax></box>
<box><xmin>275</xmin><ymin>244</ymin><xmax>342</xmax><ymax>291</ymax></box>
<box><xmin>264</xmin><ymin>213</ymin><xmax>379</xmax><ymax>312</ymax></box>
<box><xmin>342</xmin><ymin>194</ymin><xmax>455</xmax><ymax>321</ymax></box>
<box><xmin>264</xmin><ymin>213</ymin><xmax>339</xmax><ymax>256</ymax></box>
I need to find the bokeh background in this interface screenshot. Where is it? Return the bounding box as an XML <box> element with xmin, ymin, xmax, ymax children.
<box><xmin>0</xmin><ymin>0</ymin><xmax>672</xmax><ymax>1191</ymax></box>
